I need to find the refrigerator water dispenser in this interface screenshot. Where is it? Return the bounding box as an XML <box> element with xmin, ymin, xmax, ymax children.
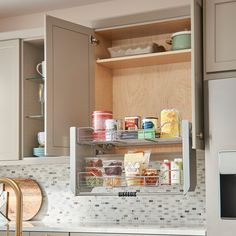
<box><xmin>219</xmin><ymin>151</ymin><xmax>236</xmax><ymax>218</ymax></box>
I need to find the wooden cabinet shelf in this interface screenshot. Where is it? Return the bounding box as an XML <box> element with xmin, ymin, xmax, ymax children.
<box><xmin>96</xmin><ymin>49</ymin><xmax>191</xmax><ymax>69</ymax></box>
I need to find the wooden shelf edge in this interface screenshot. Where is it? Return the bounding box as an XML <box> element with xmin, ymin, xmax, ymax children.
<box><xmin>96</xmin><ymin>49</ymin><xmax>191</xmax><ymax>69</ymax></box>
<box><xmin>0</xmin><ymin>156</ymin><xmax>69</xmax><ymax>166</ymax></box>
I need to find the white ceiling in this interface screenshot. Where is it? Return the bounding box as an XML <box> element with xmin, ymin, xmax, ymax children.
<box><xmin>0</xmin><ymin>0</ymin><xmax>112</xmax><ymax>18</ymax></box>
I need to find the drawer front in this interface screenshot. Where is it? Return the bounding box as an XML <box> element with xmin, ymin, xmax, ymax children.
<box><xmin>0</xmin><ymin>232</ymin><xmax>29</xmax><ymax>236</ymax></box>
<box><xmin>30</xmin><ymin>232</ymin><xmax>69</xmax><ymax>236</ymax></box>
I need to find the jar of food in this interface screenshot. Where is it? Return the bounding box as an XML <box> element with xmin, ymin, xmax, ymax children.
<box><xmin>160</xmin><ymin>160</ymin><xmax>171</xmax><ymax>185</ymax></box>
<box><xmin>124</xmin><ymin>116</ymin><xmax>141</xmax><ymax>130</ymax></box>
<box><xmin>105</xmin><ymin>119</ymin><xmax>117</xmax><ymax>141</ymax></box>
<box><xmin>142</xmin><ymin>117</ymin><xmax>158</xmax><ymax>133</ymax></box>
<box><xmin>170</xmin><ymin>158</ymin><xmax>183</xmax><ymax>185</ymax></box>
<box><xmin>92</xmin><ymin>111</ymin><xmax>112</xmax><ymax>140</ymax></box>
<box><xmin>92</xmin><ymin>111</ymin><xmax>113</xmax><ymax>131</ymax></box>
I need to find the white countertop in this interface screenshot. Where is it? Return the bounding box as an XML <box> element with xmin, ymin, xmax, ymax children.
<box><xmin>1</xmin><ymin>221</ymin><xmax>206</xmax><ymax>235</ymax></box>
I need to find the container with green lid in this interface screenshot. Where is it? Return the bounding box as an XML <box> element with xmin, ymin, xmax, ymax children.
<box><xmin>167</xmin><ymin>31</ymin><xmax>191</xmax><ymax>50</ymax></box>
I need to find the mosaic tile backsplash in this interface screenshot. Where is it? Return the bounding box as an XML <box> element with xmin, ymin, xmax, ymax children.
<box><xmin>0</xmin><ymin>151</ymin><xmax>205</xmax><ymax>226</ymax></box>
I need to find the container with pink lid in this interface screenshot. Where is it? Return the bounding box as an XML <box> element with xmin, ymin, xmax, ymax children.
<box><xmin>92</xmin><ymin>111</ymin><xmax>112</xmax><ymax>140</ymax></box>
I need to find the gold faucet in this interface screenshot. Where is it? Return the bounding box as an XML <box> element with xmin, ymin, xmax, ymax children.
<box><xmin>0</xmin><ymin>178</ymin><xmax>22</xmax><ymax>236</ymax></box>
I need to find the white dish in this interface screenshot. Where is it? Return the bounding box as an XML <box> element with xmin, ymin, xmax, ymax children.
<box><xmin>37</xmin><ymin>132</ymin><xmax>45</xmax><ymax>146</ymax></box>
<box><xmin>108</xmin><ymin>43</ymin><xmax>165</xmax><ymax>58</ymax></box>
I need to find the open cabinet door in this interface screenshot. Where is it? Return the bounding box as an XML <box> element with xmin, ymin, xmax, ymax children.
<box><xmin>45</xmin><ymin>15</ymin><xmax>94</xmax><ymax>156</ymax></box>
<box><xmin>191</xmin><ymin>0</ymin><xmax>204</xmax><ymax>149</ymax></box>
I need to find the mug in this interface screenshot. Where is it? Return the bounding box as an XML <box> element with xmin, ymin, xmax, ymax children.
<box><xmin>36</xmin><ymin>61</ymin><xmax>46</xmax><ymax>78</ymax></box>
<box><xmin>37</xmin><ymin>131</ymin><xmax>45</xmax><ymax>146</ymax></box>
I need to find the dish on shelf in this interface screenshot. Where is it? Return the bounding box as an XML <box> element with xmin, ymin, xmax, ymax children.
<box><xmin>108</xmin><ymin>43</ymin><xmax>165</xmax><ymax>58</ymax></box>
<box><xmin>33</xmin><ymin>147</ymin><xmax>45</xmax><ymax>157</ymax></box>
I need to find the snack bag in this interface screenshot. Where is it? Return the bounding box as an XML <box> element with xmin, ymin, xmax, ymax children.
<box><xmin>160</xmin><ymin>109</ymin><xmax>180</xmax><ymax>138</ymax></box>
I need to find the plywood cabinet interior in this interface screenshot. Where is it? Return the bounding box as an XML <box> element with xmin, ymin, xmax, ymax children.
<box><xmin>95</xmin><ymin>18</ymin><xmax>192</xmax><ymax>120</ymax></box>
<box><xmin>93</xmin><ymin>1</ymin><xmax>203</xmax><ymax>149</ymax></box>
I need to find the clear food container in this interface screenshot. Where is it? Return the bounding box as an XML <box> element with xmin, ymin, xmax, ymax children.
<box><xmin>85</xmin><ymin>157</ymin><xmax>103</xmax><ymax>167</ymax></box>
<box><xmin>85</xmin><ymin>176</ymin><xmax>103</xmax><ymax>187</ymax></box>
<box><xmin>84</xmin><ymin>167</ymin><xmax>103</xmax><ymax>187</ymax></box>
<box><xmin>103</xmin><ymin>176</ymin><xmax>122</xmax><ymax>187</ymax></box>
<box><xmin>142</xmin><ymin>168</ymin><xmax>159</xmax><ymax>185</ymax></box>
<box><xmin>103</xmin><ymin>160</ymin><xmax>123</xmax><ymax>176</ymax></box>
<box><xmin>85</xmin><ymin>167</ymin><xmax>103</xmax><ymax>176</ymax></box>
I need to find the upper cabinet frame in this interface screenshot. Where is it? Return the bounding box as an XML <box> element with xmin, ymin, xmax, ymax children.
<box><xmin>205</xmin><ymin>0</ymin><xmax>236</xmax><ymax>72</ymax></box>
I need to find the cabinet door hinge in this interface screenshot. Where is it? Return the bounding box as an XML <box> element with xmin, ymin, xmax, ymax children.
<box><xmin>90</xmin><ymin>35</ymin><xmax>99</xmax><ymax>45</ymax></box>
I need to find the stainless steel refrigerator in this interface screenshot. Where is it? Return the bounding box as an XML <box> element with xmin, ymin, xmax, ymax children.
<box><xmin>206</xmin><ymin>77</ymin><xmax>236</xmax><ymax>236</ymax></box>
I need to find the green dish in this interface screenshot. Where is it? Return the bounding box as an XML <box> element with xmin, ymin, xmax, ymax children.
<box><xmin>171</xmin><ymin>31</ymin><xmax>191</xmax><ymax>50</ymax></box>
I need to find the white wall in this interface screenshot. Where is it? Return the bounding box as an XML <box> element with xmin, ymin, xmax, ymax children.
<box><xmin>0</xmin><ymin>0</ymin><xmax>190</xmax><ymax>32</ymax></box>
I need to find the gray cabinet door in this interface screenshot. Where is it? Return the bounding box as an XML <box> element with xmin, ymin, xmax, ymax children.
<box><xmin>191</xmin><ymin>0</ymin><xmax>204</xmax><ymax>149</ymax></box>
<box><xmin>30</xmin><ymin>232</ymin><xmax>68</xmax><ymax>236</ymax></box>
<box><xmin>45</xmin><ymin>15</ymin><xmax>94</xmax><ymax>156</ymax></box>
<box><xmin>0</xmin><ymin>232</ymin><xmax>29</xmax><ymax>236</ymax></box>
<box><xmin>206</xmin><ymin>0</ymin><xmax>236</xmax><ymax>72</ymax></box>
<box><xmin>70</xmin><ymin>234</ymin><xmax>203</xmax><ymax>236</ymax></box>
<box><xmin>0</xmin><ymin>39</ymin><xmax>20</xmax><ymax>160</ymax></box>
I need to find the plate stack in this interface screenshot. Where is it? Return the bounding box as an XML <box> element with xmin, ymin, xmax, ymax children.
<box><xmin>33</xmin><ymin>147</ymin><xmax>45</xmax><ymax>157</ymax></box>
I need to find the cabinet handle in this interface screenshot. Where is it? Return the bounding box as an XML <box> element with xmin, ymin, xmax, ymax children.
<box><xmin>196</xmin><ymin>132</ymin><xmax>204</xmax><ymax>139</ymax></box>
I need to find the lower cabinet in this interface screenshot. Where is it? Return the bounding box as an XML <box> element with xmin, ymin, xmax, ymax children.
<box><xmin>70</xmin><ymin>234</ymin><xmax>173</xmax><ymax>236</ymax></box>
<box><xmin>70</xmin><ymin>234</ymin><xmax>202</xmax><ymax>236</ymax></box>
<box><xmin>30</xmin><ymin>233</ymin><xmax>69</xmax><ymax>236</ymax></box>
<box><xmin>0</xmin><ymin>232</ymin><xmax>29</xmax><ymax>236</ymax></box>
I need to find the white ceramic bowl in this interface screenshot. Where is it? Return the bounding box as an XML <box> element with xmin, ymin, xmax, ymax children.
<box><xmin>37</xmin><ymin>132</ymin><xmax>45</xmax><ymax>146</ymax></box>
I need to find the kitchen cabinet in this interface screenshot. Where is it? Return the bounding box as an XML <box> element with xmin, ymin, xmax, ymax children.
<box><xmin>22</xmin><ymin>16</ymin><xmax>93</xmax><ymax>157</ymax></box>
<box><xmin>0</xmin><ymin>1</ymin><xmax>202</xmax><ymax>159</ymax></box>
<box><xmin>89</xmin><ymin>1</ymin><xmax>203</xmax><ymax>149</ymax></box>
<box><xmin>70</xmin><ymin>0</ymin><xmax>202</xmax><ymax>196</ymax></box>
<box><xmin>205</xmin><ymin>0</ymin><xmax>236</xmax><ymax>72</ymax></box>
<box><xmin>93</xmin><ymin>0</ymin><xmax>203</xmax><ymax>149</ymax></box>
<box><xmin>30</xmin><ymin>233</ymin><xmax>68</xmax><ymax>236</ymax></box>
<box><xmin>0</xmin><ymin>39</ymin><xmax>20</xmax><ymax>161</ymax></box>
<box><xmin>70</xmin><ymin>233</ymin><xmax>203</xmax><ymax>236</ymax></box>
<box><xmin>0</xmin><ymin>232</ymin><xmax>29</xmax><ymax>236</ymax></box>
